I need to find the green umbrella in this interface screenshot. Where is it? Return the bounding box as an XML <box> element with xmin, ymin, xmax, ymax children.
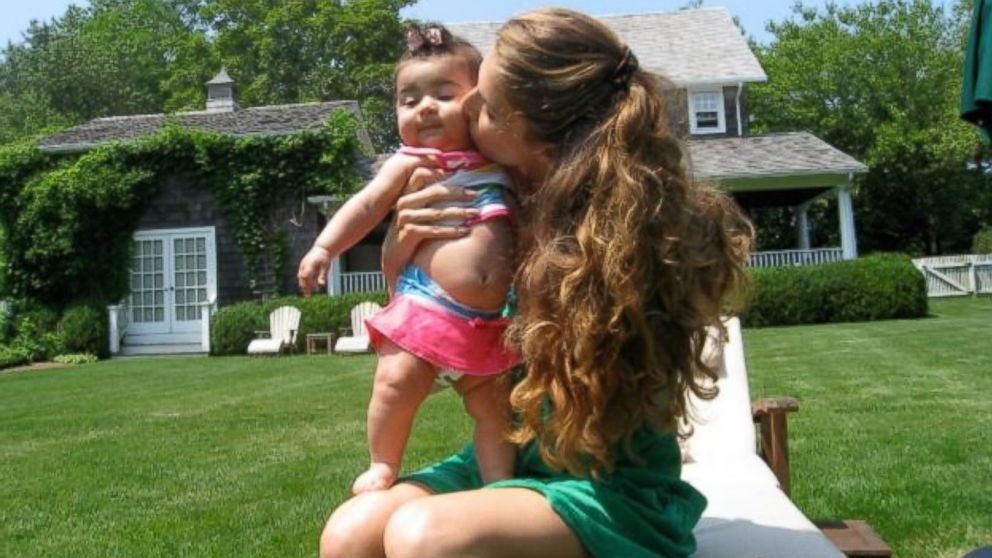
<box><xmin>962</xmin><ymin>0</ymin><xmax>992</xmax><ymax>142</ymax></box>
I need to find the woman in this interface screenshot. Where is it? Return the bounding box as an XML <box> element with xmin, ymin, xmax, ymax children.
<box><xmin>319</xmin><ymin>8</ymin><xmax>753</xmax><ymax>558</ymax></box>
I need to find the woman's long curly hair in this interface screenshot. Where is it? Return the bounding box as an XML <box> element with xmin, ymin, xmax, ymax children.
<box><xmin>494</xmin><ymin>9</ymin><xmax>755</xmax><ymax>478</ymax></box>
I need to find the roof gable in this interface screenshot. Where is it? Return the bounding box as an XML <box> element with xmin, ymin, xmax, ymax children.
<box><xmin>447</xmin><ymin>8</ymin><xmax>767</xmax><ymax>87</ymax></box>
<box><xmin>688</xmin><ymin>132</ymin><xmax>868</xmax><ymax>181</ymax></box>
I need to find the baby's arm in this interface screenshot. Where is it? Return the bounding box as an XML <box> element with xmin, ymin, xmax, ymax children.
<box><xmin>297</xmin><ymin>153</ymin><xmax>423</xmax><ymax>295</ymax></box>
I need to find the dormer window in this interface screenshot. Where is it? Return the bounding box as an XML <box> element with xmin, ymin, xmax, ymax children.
<box><xmin>688</xmin><ymin>90</ymin><xmax>726</xmax><ymax>134</ymax></box>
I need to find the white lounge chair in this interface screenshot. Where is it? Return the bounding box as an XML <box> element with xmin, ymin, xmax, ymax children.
<box><xmin>246</xmin><ymin>306</ymin><xmax>301</xmax><ymax>355</ymax></box>
<box><xmin>334</xmin><ymin>301</ymin><xmax>381</xmax><ymax>353</ymax></box>
<box><xmin>685</xmin><ymin>317</ymin><xmax>849</xmax><ymax>557</ymax></box>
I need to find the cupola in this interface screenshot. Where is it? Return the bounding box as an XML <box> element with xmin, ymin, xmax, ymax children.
<box><xmin>205</xmin><ymin>67</ymin><xmax>237</xmax><ymax>113</ymax></box>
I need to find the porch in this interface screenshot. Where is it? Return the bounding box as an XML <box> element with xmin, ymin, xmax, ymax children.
<box><xmin>689</xmin><ymin>132</ymin><xmax>866</xmax><ymax>265</ymax></box>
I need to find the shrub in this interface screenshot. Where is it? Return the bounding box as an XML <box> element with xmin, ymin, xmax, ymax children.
<box><xmin>59</xmin><ymin>302</ymin><xmax>110</xmax><ymax>358</ymax></box>
<box><xmin>0</xmin><ymin>344</ymin><xmax>31</xmax><ymax>370</ymax></box>
<box><xmin>973</xmin><ymin>227</ymin><xmax>992</xmax><ymax>255</ymax></box>
<box><xmin>0</xmin><ymin>302</ymin><xmax>12</xmax><ymax>344</ymax></box>
<box><xmin>53</xmin><ymin>353</ymin><xmax>99</xmax><ymax>365</ymax></box>
<box><xmin>210</xmin><ymin>292</ymin><xmax>389</xmax><ymax>356</ymax></box>
<box><xmin>9</xmin><ymin>301</ymin><xmax>61</xmax><ymax>361</ymax></box>
<box><xmin>743</xmin><ymin>253</ymin><xmax>927</xmax><ymax>327</ymax></box>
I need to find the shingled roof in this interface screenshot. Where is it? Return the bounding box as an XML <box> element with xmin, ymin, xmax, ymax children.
<box><xmin>39</xmin><ymin>101</ymin><xmax>369</xmax><ymax>153</ymax></box>
<box><xmin>687</xmin><ymin>132</ymin><xmax>868</xmax><ymax>182</ymax></box>
<box><xmin>447</xmin><ymin>8</ymin><xmax>767</xmax><ymax>86</ymax></box>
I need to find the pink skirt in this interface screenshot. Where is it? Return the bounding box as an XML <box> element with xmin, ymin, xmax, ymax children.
<box><xmin>366</xmin><ymin>294</ymin><xmax>521</xmax><ymax>375</ymax></box>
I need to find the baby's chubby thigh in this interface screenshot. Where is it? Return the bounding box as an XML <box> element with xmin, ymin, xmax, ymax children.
<box><xmin>413</xmin><ymin>219</ymin><xmax>516</xmax><ymax>312</ymax></box>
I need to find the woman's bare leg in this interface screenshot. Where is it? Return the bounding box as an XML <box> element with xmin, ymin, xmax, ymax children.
<box><xmin>383</xmin><ymin>488</ymin><xmax>591</xmax><ymax>558</ymax></box>
<box><xmin>457</xmin><ymin>375</ymin><xmax>515</xmax><ymax>483</ymax></box>
<box><xmin>319</xmin><ymin>482</ymin><xmax>433</xmax><ymax>558</ymax></box>
<box><xmin>353</xmin><ymin>340</ymin><xmax>437</xmax><ymax>494</ymax></box>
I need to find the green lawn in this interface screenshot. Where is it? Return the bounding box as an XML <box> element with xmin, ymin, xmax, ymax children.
<box><xmin>745</xmin><ymin>297</ymin><xmax>992</xmax><ymax>558</ymax></box>
<box><xmin>1</xmin><ymin>298</ymin><xmax>989</xmax><ymax>557</ymax></box>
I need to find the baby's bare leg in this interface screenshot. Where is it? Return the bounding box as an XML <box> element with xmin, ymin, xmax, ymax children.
<box><xmin>354</xmin><ymin>339</ymin><xmax>437</xmax><ymax>494</ymax></box>
<box><xmin>456</xmin><ymin>375</ymin><xmax>515</xmax><ymax>483</ymax></box>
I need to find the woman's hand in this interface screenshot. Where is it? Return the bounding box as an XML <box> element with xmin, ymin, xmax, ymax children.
<box><xmin>382</xmin><ymin>174</ymin><xmax>479</xmax><ymax>291</ymax></box>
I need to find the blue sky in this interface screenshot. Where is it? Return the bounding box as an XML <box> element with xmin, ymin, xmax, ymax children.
<box><xmin>1</xmin><ymin>0</ymin><xmax>957</xmax><ymax>48</ymax></box>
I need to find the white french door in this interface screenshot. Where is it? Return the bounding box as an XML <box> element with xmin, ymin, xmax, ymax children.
<box><xmin>128</xmin><ymin>228</ymin><xmax>217</xmax><ymax>340</ymax></box>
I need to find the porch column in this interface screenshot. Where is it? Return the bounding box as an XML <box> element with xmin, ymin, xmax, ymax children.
<box><xmin>108</xmin><ymin>306</ymin><xmax>120</xmax><ymax>355</ymax></box>
<box><xmin>328</xmin><ymin>255</ymin><xmax>343</xmax><ymax>296</ymax></box>
<box><xmin>837</xmin><ymin>185</ymin><xmax>858</xmax><ymax>259</ymax></box>
<box><xmin>796</xmin><ymin>204</ymin><xmax>811</xmax><ymax>250</ymax></box>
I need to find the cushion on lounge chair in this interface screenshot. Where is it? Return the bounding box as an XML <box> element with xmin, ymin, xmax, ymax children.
<box><xmin>684</xmin><ymin>318</ymin><xmax>844</xmax><ymax>558</ymax></box>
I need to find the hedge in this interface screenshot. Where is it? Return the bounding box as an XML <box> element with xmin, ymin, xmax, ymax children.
<box><xmin>743</xmin><ymin>253</ymin><xmax>928</xmax><ymax>327</ymax></box>
<box><xmin>59</xmin><ymin>302</ymin><xmax>110</xmax><ymax>359</ymax></box>
<box><xmin>973</xmin><ymin>227</ymin><xmax>992</xmax><ymax>254</ymax></box>
<box><xmin>0</xmin><ymin>344</ymin><xmax>31</xmax><ymax>369</ymax></box>
<box><xmin>0</xmin><ymin>299</ymin><xmax>109</xmax><ymax>369</ymax></box>
<box><xmin>211</xmin><ymin>292</ymin><xmax>389</xmax><ymax>356</ymax></box>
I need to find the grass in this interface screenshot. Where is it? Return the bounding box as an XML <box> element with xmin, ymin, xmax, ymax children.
<box><xmin>0</xmin><ymin>355</ymin><xmax>472</xmax><ymax>557</ymax></box>
<box><xmin>745</xmin><ymin>297</ymin><xmax>992</xmax><ymax>558</ymax></box>
<box><xmin>0</xmin><ymin>297</ymin><xmax>989</xmax><ymax>557</ymax></box>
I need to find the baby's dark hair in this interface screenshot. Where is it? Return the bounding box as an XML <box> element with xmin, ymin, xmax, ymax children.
<box><xmin>395</xmin><ymin>23</ymin><xmax>483</xmax><ymax>85</ymax></box>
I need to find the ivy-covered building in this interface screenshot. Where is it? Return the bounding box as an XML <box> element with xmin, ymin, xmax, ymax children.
<box><xmin>25</xmin><ymin>69</ymin><xmax>372</xmax><ymax>355</ymax></box>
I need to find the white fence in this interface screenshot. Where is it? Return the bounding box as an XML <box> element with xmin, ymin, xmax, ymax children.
<box><xmin>912</xmin><ymin>255</ymin><xmax>992</xmax><ymax>297</ymax></box>
<box><xmin>341</xmin><ymin>271</ymin><xmax>387</xmax><ymax>295</ymax></box>
<box><xmin>749</xmin><ymin>248</ymin><xmax>844</xmax><ymax>268</ymax></box>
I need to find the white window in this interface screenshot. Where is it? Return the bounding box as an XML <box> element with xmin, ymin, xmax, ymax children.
<box><xmin>688</xmin><ymin>90</ymin><xmax>726</xmax><ymax>134</ymax></box>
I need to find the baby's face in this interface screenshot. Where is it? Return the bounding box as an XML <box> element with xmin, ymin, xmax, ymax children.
<box><xmin>395</xmin><ymin>56</ymin><xmax>475</xmax><ymax>151</ymax></box>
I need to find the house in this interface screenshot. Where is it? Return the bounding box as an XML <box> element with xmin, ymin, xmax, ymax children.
<box><xmin>325</xmin><ymin>7</ymin><xmax>868</xmax><ymax>296</ymax></box>
<box><xmin>39</xmin><ymin>69</ymin><xmax>372</xmax><ymax>355</ymax></box>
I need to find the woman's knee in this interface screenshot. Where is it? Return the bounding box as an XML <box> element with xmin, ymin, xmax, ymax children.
<box><xmin>383</xmin><ymin>499</ymin><xmax>462</xmax><ymax>558</ymax></box>
<box><xmin>318</xmin><ymin>493</ymin><xmax>394</xmax><ymax>558</ymax></box>
<box><xmin>319</xmin><ymin>509</ymin><xmax>379</xmax><ymax>558</ymax></box>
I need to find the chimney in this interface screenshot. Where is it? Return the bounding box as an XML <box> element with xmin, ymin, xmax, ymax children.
<box><xmin>205</xmin><ymin>67</ymin><xmax>237</xmax><ymax>113</ymax></box>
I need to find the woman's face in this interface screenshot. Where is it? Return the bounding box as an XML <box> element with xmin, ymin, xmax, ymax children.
<box><xmin>463</xmin><ymin>52</ymin><xmax>550</xmax><ymax>185</ymax></box>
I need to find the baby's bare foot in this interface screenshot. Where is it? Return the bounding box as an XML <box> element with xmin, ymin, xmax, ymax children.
<box><xmin>351</xmin><ymin>462</ymin><xmax>398</xmax><ymax>495</ymax></box>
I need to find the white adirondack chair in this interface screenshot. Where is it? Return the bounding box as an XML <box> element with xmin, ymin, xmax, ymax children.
<box><xmin>334</xmin><ymin>301</ymin><xmax>382</xmax><ymax>353</ymax></box>
<box><xmin>247</xmin><ymin>306</ymin><xmax>302</xmax><ymax>355</ymax></box>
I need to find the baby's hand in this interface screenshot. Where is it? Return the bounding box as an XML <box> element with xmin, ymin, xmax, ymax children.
<box><xmin>297</xmin><ymin>245</ymin><xmax>332</xmax><ymax>297</ymax></box>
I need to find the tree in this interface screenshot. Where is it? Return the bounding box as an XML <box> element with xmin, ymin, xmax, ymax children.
<box><xmin>0</xmin><ymin>0</ymin><xmax>209</xmax><ymax>142</ymax></box>
<box><xmin>201</xmin><ymin>0</ymin><xmax>411</xmax><ymax>149</ymax></box>
<box><xmin>0</xmin><ymin>0</ymin><xmax>410</xmax><ymax>151</ymax></box>
<box><xmin>749</xmin><ymin>0</ymin><xmax>991</xmax><ymax>255</ymax></box>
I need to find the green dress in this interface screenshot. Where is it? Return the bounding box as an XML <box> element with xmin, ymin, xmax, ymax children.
<box><xmin>404</xmin><ymin>426</ymin><xmax>706</xmax><ymax>558</ymax></box>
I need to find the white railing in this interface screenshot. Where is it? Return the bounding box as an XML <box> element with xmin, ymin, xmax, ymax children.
<box><xmin>200</xmin><ymin>295</ymin><xmax>218</xmax><ymax>353</ymax></box>
<box><xmin>341</xmin><ymin>271</ymin><xmax>387</xmax><ymax>294</ymax></box>
<box><xmin>912</xmin><ymin>255</ymin><xmax>992</xmax><ymax>297</ymax></box>
<box><xmin>107</xmin><ymin>300</ymin><xmax>130</xmax><ymax>355</ymax></box>
<box><xmin>748</xmin><ymin>248</ymin><xmax>845</xmax><ymax>268</ymax></box>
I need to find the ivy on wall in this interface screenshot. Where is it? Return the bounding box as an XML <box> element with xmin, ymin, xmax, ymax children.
<box><xmin>0</xmin><ymin>109</ymin><xmax>364</xmax><ymax>309</ymax></box>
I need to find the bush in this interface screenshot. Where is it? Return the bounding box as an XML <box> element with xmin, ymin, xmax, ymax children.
<box><xmin>743</xmin><ymin>253</ymin><xmax>928</xmax><ymax>327</ymax></box>
<box><xmin>973</xmin><ymin>227</ymin><xmax>992</xmax><ymax>254</ymax></box>
<box><xmin>0</xmin><ymin>302</ymin><xmax>12</xmax><ymax>344</ymax></box>
<box><xmin>53</xmin><ymin>353</ymin><xmax>99</xmax><ymax>365</ymax></box>
<box><xmin>0</xmin><ymin>344</ymin><xmax>31</xmax><ymax>369</ymax></box>
<box><xmin>9</xmin><ymin>301</ymin><xmax>61</xmax><ymax>361</ymax></box>
<box><xmin>59</xmin><ymin>302</ymin><xmax>110</xmax><ymax>358</ymax></box>
<box><xmin>210</xmin><ymin>292</ymin><xmax>388</xmax><ymax>355</ymax></box>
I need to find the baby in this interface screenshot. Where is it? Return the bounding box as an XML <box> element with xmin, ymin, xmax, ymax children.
<box><xmin>297</xmin><ymin>24</ymin><xmax>519</xmax><ymax>494</ymax></box>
